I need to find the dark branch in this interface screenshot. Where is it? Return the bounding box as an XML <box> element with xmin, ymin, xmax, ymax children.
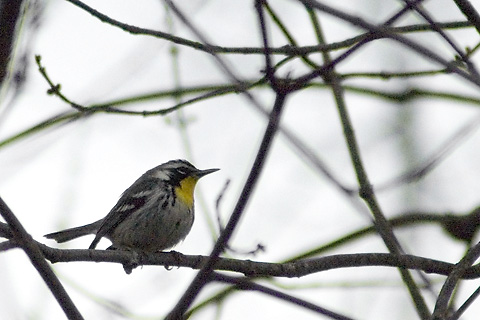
<box><xmin>13</xmin><ymin>243</ymin><xmax>480</xmax><ymax>280</ymax></box>
<box><xmin>0</xmin><ymin>197</ymin><xmax>84</xmax><ymax>320</ymax></box>
<box><xmin>212</xmin><ymin>272</ymin><xmax>355</xmax><ymax>320</ymax></box>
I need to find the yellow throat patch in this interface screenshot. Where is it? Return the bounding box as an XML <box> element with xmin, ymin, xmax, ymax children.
<box><xmin>175</xmin><ymin>176</ymin><xmax>199</xmax><ymax>207</ymax></box>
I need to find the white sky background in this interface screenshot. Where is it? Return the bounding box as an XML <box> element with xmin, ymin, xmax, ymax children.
<box><xmin>2</xmin><ymin>0</ymin><xmax>480</xmax><ymax>319</ymax></box>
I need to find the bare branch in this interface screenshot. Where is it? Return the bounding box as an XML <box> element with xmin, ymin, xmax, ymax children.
<box><xmin>452</xmin><ymin>0</ymin><xmax>480</xmax><ymax>35</ymax></box>
<box><xmin>15</xmin><ymin>243</ymin><xmax>480</xmax><ymax>280</ymax></box>
<box><xmin>0</xmin><ymin>197</ymin><xmax>84</xmax><ymax>320</ymax></box>
<box><xmin>295</xmin><ymin>0</ymin><xmax>480</xmax><ymax>88</ymax></box>
<box><xmin>433</xmin><ymin>242</ymin><xmax>480</xmax><ymax>318</ymax></box>
<box><xmin>212</xmin><ymin>272</ymin><xmax>355</xmax><ymax>320</ymax></box>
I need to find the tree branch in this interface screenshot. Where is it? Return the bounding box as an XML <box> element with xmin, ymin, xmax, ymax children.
<box><xmin>433</xmin><ymin>242</ymin><xmax>480</xmax><ymax>319</ymax></box>
<box><xmin>6</xmin><ymin>243</ymin><xmax>480</xmax><ymax>280</ymax></box>
<box><xmin>0</xmin><ymin>197</ymin><xmax>84</xmax><ymax>320</ymax></box>
<box><xmin>63</xmin><ymin>0</ymin><xmax>474</xmax><ymax>56</ymax></box>
<box><xmin>211</xmin><ymin>272</ymin><xmax>355</xmax><ymax>320</ymax></box>
<box><xmin>0</xmin><ymin>0</ymin><xmax>24</xmax><ymax>85</ymax></box>
<box><xmin>452</xmin><ymin>0</ymin><xmax>480</xmax><ymax>35</ymax></box>
<box><xmin>295</xmin><ymin>0</ymin><xmax>480</xmax><ymax>88</ymax></box>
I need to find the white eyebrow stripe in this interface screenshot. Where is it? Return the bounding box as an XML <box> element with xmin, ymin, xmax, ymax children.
<box><xmin>152</xmin><ymin>170</ymin><xmax>170</xmax><ymax>180</ymax></box>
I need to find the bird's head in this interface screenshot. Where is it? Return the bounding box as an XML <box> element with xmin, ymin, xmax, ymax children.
<box><xmin>153</xmin><ymin>159</ymin><xmax>219</xmax><ymax>207</ymax></box>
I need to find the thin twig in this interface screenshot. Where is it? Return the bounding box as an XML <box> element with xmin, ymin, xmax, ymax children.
<box><xmin>212</xmin><ymin>272</ymin><xmax>355</xmax><ymax>320</ymax></box>
<box><xmin>35</xmin><ymin>55</ymin><xmax>88</xmax><ymax>112</ymax></box>
<box><xmin>433</xmin><ymin>242</ymin><xmax>480</xmax><ymax>319</ymax></box>
<box><xmin>449</xmin><ymin>284</ymin><xmax>480</xmax><ymax>320</ymax></box>
<box><xmin>402</xmin><ymin>0</ymin><xmax>479</xmax><ymax>77</ymax></box>
<box><xmin>295</xmin><ymin>0</ymin><xmax>480</xmax><ymax>88</ymax></box>
<box><xmin>63</xmin><ymin>0</ymin><xmax>474</xmax><ymax>56</ymax></box>
<box><xmin>376</xmin><ymin>115</ymin><xmax>480</xmax><ymax>191</ymax></box>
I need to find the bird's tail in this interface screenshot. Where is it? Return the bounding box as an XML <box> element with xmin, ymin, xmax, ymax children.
<box><xmin>44</xmin><ymin>220</ymin><xmax>102</xmax><ymax>243</ymax></box>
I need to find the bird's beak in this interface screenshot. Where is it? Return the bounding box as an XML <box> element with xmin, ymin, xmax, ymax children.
<box><xmin>196</xmin><ymin>168</ymin><xmax>220</xmax><ymax>178</ymax></box>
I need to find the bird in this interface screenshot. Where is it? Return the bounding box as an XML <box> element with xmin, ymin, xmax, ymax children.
<box><xmin>45</xmin><ymin>159</ymin><xmax>219</xmax><ymax>253</ymax></box>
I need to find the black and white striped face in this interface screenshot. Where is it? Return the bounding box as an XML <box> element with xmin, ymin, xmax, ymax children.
<box><xmin>150</xmin><ymin>159</ymin><xmax>219</xmax><ymax>187</ymax></box>
<box><xmin>151</xmin><ymin>160</ymin><xmax>198</xmax><ymax>186</ymax></box>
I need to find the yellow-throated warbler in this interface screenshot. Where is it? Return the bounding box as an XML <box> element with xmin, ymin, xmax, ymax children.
<box><xmin>45</xmin><ymin>159</ymin><xmax>219</xmax><ymax>252</ymax></box>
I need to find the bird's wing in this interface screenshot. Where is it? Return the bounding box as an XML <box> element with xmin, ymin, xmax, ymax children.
<box><xmin>89</xmin><ymin>177</ymin><xmax>162</xmax><ymax>249</ymax></box>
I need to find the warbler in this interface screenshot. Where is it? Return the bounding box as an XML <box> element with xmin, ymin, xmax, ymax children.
<box><xmin>45</xmin><ymin>159</ymin><xmax>219</xmax><ymax>252</ymax></box>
